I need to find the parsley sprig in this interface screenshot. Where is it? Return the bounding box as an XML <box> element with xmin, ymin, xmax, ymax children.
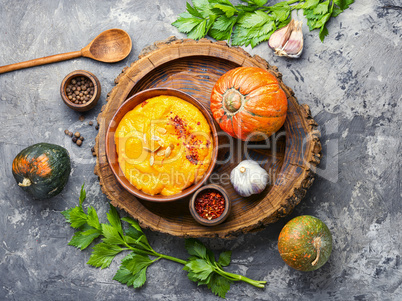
<box><xmin>62</xmin><ymin>185</ymin><xmax>266</xmax><ymax>298</ymax></box>
<box><xmin>172</xmin><ymin>0</ymin><xmax>354</xmax><ymax>47</ymax></box>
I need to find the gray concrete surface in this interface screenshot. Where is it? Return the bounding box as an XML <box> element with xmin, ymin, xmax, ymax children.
<box><xmin>0</xmin><ymin>0</ymin><xmax>401</xmax><ymax>300</ymax></box>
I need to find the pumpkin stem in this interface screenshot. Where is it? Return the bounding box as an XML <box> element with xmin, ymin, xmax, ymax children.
<box><xmin>311</xmin><ymin>237</ymin><xmax>322</xmax><ymax>266</ymax></box>
<box><xmin>18</xmin><ymin>178</ymin><xmax>32</xmax><ymax>187</ymax></box>
<box><xmin>223</xmin><ymin>88</ymin><xmax>244</xmax><ymax>113</ymax></box>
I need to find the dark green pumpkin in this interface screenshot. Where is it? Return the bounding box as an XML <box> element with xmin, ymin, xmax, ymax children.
<box><xmin>12</xmin><ymin>143</ymin><xmax>71</xmax><ymax>199</ymax></box>
<box><xmin>278</xmin><ymin>215</ymin><xmax>332</xmax><ymax>271</ymax></box>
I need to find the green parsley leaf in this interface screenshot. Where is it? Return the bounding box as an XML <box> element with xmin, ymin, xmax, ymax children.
<box><xmin>319</xmin><ymin>24</ymin><xmax>329</xmax><ymax>42</ymax></box>
<box><xmin>210</xmin><ymin>14</ymin><xmax>236</xmax><ymax>32</ymax></box>
<box><xmin>232</xmin><ymin>20</ymin><xmax>275</xmax><ymax>47</ymax></box>
<box><xmin>209</xmin><ymin>27</ymin><xmax>231</xmax><ymax>40</ymax></box>
<box><xmin>218</xmin><ymin>250</ymin><xmax>232</xmax><ymax>267</ymax></box>
<box><xmin>185</xmin><ymin>238</ymin><xmax>207</xmax><ymax>259</ymax></box>
<box><xmin>195</xmin><ymin>272</ymin><xmax>213</xmax><ymax>286</ymax></box>
<box><xmin>124</xmin><ymin>225</ymin><xmax>142</xmax><ymax>241</ymax></box>
<box><xmin>79</xmin><ymin>183</ymin><xmax>86</xmax><ymax>207</ymax></box>
<box><xmin>186</xmin><ymin>2</ymin><xmax>204</xmax><ymax>18</ymax></box>
<box><xmin>125</xmin><ymin>230</ymin><xmax>151</xmax><ymax>251</ymax></box>
<box><xmin>251</xmin><ymin>0</ymin><xmax>268</xmax><ymax>6</ymax></box>
<box><xmin>209</xmin><ymin>14</ymin><xmax>238</xmax><ymax>41</ymax></box>
<box><xmin>68</xmin><ymin>228</ymin><xmax>101</xmax><ymax>250</ymax></box>
<box><xmin>270</xmin><ymin>2</ymin><xmax>291</xmax><ymax>22</ymax></box>
<box><xmin>106</xmin><ymin>205</ymin><xmax>123</xmax><ymax>235</ymax></box>
<box><xmin>331</xmin><ymin>5</ymin><xmax>343</xmax><ymax>17</ymax></box>
<box><xmin>303</xmin><ymin>0</ymin><xmax>320</xmax><ymax>9</ymax></box>
<box><xmin>249</xmin><ymin>21</ymin><xmax>276</xmax><ymax>47</ymax></box>
<box><xmin>121</xmin><ymin>216</ymin><xmax>142</xmax><ymax>232</ymax></box>
<box><xmin>172</xmin><ymin>15</ymin><xmax>203</xmax><ymax>34</ymax></box>
<box><xmin>86</xmin><ymin>206</ymin><xmax>101</xmax><ymax>230</ymax></box>
<box><xmin>214</xmin><ymin>4</ymin><xmax>237</xmax><ymax>18</ymax></box>
<box><xmin>313</xmin><ymin>1</ymin><xmax>330</xmax><ymax>15</ymax></box>
<box><xmin>192</xmin><ymin>0</ymin><xmax>214</xmax><ymax>18</ymax></box>
<box><xmin>68</xmin><ymin>206</ymin><xmax>88</xmax><ymax>229</ymax></box>
<box><xmin>184</xmin><ymin>258</ymin><xmax>214</xmax><ymax>280</ymax></box>
<box><xmin>205</xmin><ymin>14</ymin><xmax>217</xmax><ymax>35</ymax></box>
<box><xmin>188</xmin><ymin>19</ymin><xmax>208</xmax><ymax>40</ymax></box>
<box><xmin>101</xmin><ymin>223</ymin><xmax>126</xmax><ymax>245</ymax></box>
<box><xmin>122</xmin><ymin>217</ymin><xmax>151</xmax><ymax>249</ymax></box>
<box><xmin>207</xmin><ymin>273</ymin><xmax>233</xmax><ymax>299</ymax></box>
<box><xmin>113</xmin><ymin>265</ymin><xmax>147</xmax><ymax>288</ymax></box>
<box><xmin>315</xmin><ymin>12</ymin><xmax>332</xmax><ymax>29</ymax></box>
<box><xmin>87</xmin><ymin>243</ymin><xmax>123</xmax><ymax>269</ymax></box>
<box><xmin>335</xmin><ymin>0</ymin><xmax>354</xmax><ymax>10</ymax></box>
<box><xmin>121</xmin><ymin>253</ymin><xmax>154</xmax><ymax>276</ymax></box>
<box><xmin>214</xmin><ymin>0</ymin><xmax>235</xmax><ymax>5</ymax></box>
<box><xmin>61</xmin><ymin>207</ymin><xmax>74</xmax><ymax>223</ymax></box>
<box><xmin>238</xmin><ymin>11</ymin><xmax>271</xmax><ymax>28</ymax></box>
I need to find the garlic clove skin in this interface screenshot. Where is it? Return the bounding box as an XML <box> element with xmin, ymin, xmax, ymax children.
<box><xmin>268</xmin><ymin>19</ymin><xmax>303</xmax><ymax>59</ymax></box>
<box><xmin>230</xmin><ymin>160</ymin><xmax>269</xmax><ymax>197</ymax></box>
<box><xmin>268</xmin><ymin>24</ymin><xmax>291</xmax><ymax>50</ymax></box>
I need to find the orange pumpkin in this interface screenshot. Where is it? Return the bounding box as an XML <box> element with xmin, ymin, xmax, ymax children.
<box><xmin>210</xmin><ymin>67</ymin><xmax>288</xmax><ymax>141</ymax></box>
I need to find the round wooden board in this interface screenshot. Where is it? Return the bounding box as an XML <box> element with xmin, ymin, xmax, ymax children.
<box><xmin>95</xmin><ymin>37</ymin><xmax>321</xmax><ymax>239</ymax></box>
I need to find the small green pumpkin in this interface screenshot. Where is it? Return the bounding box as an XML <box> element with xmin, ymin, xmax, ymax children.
<box><xmin>278</xmin><ymin>215</ymin><xmax>332</xmax><ymax>271</ymax></box>
<box><xmin>12</xmin><ymin>143</ymin><xmax>71</xmax><ymax>199</ymax></box>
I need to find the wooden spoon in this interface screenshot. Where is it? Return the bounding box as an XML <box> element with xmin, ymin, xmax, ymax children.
<box><xmin>0</xmin><ymin>29</ymin><xmax>132</xmax><ymax>74</ymax></box>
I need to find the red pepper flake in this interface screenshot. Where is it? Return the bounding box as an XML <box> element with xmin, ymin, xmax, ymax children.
<box><xmin>141</xmin><ymin>100</ymin><xmax>148</xmax><ymax>107</ymax></box>
<box><xmin>186</xmin><ymin>154</ymin><xmax>199</xmax><ymax>164</ymax></box>
<box><xmin>194</xmin><ymin>191</ymin><xmax>226</xmax><ymax>220</ymax></box>
<box><xmin>197</xmin><ymin>122</ymin><xmax>200</xmax><ymax>125</ymax></box>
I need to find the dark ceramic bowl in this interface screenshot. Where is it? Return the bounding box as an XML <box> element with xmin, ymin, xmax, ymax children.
<box><xmin>60</xmin><ymin>70</ymin><xmax>101</xmax><ymax>112</ymax></box>
<box><xmin>105</xmin><ymin>87</ymin><xmax>219</xmax><ymax>202</ymax></box>
<box><xmin>189</xmin><ymin>184</ymin><xmax>231</xmax><ymax>226</ymax></box>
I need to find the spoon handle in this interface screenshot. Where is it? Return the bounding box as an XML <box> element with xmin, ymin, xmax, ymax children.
<box><xmin>0</xmin><ymin>50</ymin><xmax>82</xmax><ymax>74</ymax></box>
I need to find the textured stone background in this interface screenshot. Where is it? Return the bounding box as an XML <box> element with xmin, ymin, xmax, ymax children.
<box><xmin>0</xmin><ymin>0</ymin><xmax>401</xmax><ymax>300</ymax></box>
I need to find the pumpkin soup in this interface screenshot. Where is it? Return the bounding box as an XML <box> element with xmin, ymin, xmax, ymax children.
<box><xmin>115</xmin><ymin>95</ymin><xmax>213</xmax><ymax>196</ymax></box>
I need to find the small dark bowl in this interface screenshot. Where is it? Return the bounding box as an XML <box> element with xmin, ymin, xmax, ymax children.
<box><xmin>189</xmin><ymin>184</ymin><xmax>231</xmax><ymax>226</ymax></box>
<box><xmin>60</xmin><ymin>70</ymin><xmax>101</xmax><ymax>112</ymax></box>
<box><xmin>105</xmin><ymin>88</ymin><xmax>219</xmax><ymax>202</ymax></box>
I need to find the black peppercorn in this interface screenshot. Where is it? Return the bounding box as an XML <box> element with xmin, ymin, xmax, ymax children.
<box><xmin>76</xmin><ymin>139</ymin><xmax>82</xmax><ymax>146</ymax></box>
<box><xmin>72</xmin><ymin>137</ymin><xmax>78</xmax><ymax>143</ymax></box>
<box><xmin>74</xmin><ymin>132</ymin><xmax>80</xmax><ymax>138</ymax></box>
<box><xmin>65</xmin><ymin>75</ymin><xmax>95</xmax><ymax>106</ymax></box>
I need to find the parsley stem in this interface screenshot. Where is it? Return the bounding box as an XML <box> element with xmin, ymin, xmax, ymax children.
<box><xmin>212</xmin><ymin>263</ymin><xmax>266</xmax><ymax>288</ymax></box>
<box><xmin>218</xmin><ymin>269</ymin><xmax>266</xmax><ymax>288</ymax></box>
<box><xmin>124</xmin><ymin>243</ymin><xmax>155</xmax><ymax>257</ymax></box>
<box><xmin>155</xmin><ymin>253</ymin><xmax>187</xmax><ymax>265</ymax></box>
<box><xmin>125</xmin><ymin>241</ymin><xmax>187</xmax><ymax>265</ymax></box>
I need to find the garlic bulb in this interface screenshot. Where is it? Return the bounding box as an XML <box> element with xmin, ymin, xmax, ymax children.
<box><xmin>268</xmin><ymin>19</ymin><xmax>303</xmax><ymax>58</ymax></box>
<box><xmin>230</xmin><ymin>160</ymin><xmax>269</xmax><ymax>197</ymax></box>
